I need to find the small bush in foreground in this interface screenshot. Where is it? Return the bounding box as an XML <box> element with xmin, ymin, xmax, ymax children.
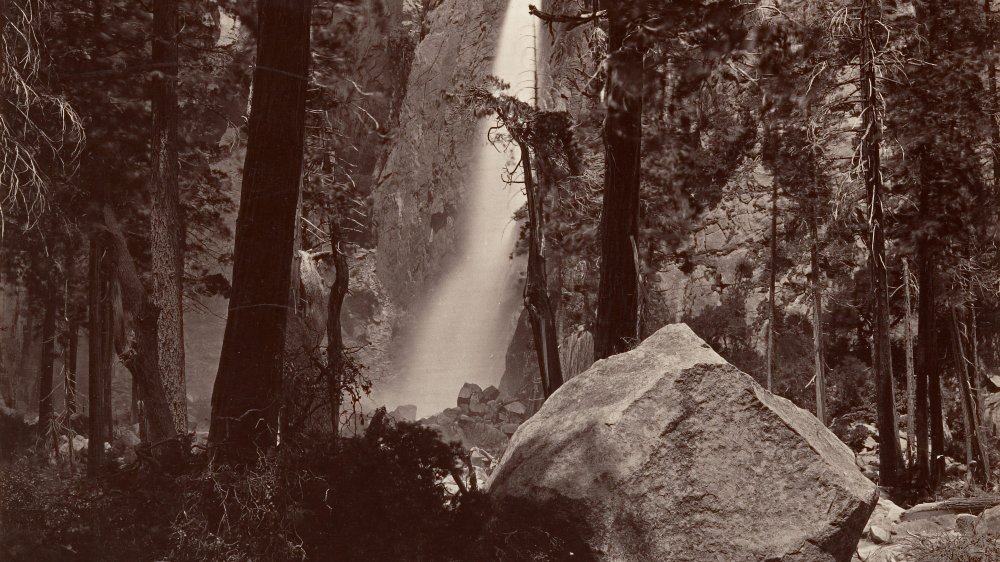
<box><xmin>905</xmin><ymin>533</ymin><xmax>1000</xmax><ymax>562</ymax></box>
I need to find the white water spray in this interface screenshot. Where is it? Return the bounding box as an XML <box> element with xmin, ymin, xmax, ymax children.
<box><xmin>387</xmin><ymin>0</ymin><xmax>537</xmax><ymax>416</ymax></box>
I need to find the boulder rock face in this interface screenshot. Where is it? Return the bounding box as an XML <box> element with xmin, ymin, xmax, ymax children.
<box><xmin>488</xmin><ymin>324</ymin><xmax>878</xmax><ymax>562</ymax></box>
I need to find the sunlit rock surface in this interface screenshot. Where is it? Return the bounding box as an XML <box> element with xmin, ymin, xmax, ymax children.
<box><xmin>488</xmin><ymin>324</ymin><xmax>877</xmax><ymax>562</ymax></box>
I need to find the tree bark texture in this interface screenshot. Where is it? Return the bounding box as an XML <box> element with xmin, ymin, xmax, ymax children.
<box><xmin>37</xmin><ymin>280</ymin><xmax>57</xmax><ymax>430</ymax></box>
<box><xmin>808</xmin><ymin>205</ymin><xmax>825</xmax><ymax>425</ymax></box>
<box><xmin>326</xmin><ymin>221</ymin><xmax>349</xmax><ymax>439</ymax></box>
<box><xmin>860</xmin><ymin>0</ymin><xmax>904</xmax><ymax>485</ymax></box>
<box><xmin>767</xmin><ymin>178</ymin><xmax>778</xmax><ymax>393</ymax></box>
<box><xmin>521</xmin><ymin>142</ymin><xmax>564</xmax><ymax>398</ymax></box>
<box><xmin>101</xmin><ymin>207</ymin><xmax>181</xmax><ymax>464</ymax></box>
<box><xmin>593</xmin><ymin>4</ymin><xmax>642</xmax><ymax>360</ymax></box>
<box><xmin>150</xmin><ymin>0</ymin><xmax>187</xmax><ymax>434</ymax></box>
<box><xmin>209</xmin><ymin>0</ymin><xmax>311</xmax><ymax>459</ymax></box>
<box><xmin>87</xmin><ymin>237</ymin><xmax>108</xmax><ymax>476</ymax></box>
<box><xmin>902</xmin><ymin>258</ymin><xmax>916</xmax><ymax>466</ymax></box>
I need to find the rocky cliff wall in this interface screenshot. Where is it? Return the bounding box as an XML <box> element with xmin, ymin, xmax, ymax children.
<box><xmin>372</xmin><ymin>0</ymin><xmax>508</xmax><ymax>309</ymax></box>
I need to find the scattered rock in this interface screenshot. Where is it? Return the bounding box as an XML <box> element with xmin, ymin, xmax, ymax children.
<box><xmin>869</xmin><ymin>525</ymin><xmax>891</xmax><ymax>544</ymax></box>
<box><xmin>501</xmin><ymin>401</ymin><xmax>526</xmax><ymax>418</ymax></box>
<box><xmin>482</xmin><ymin>385</ymin><xmax>501</xmax><ymax>402</ymax></box>
<box><xmin>457</xmin><ymin>383</ymin><xmax>482</xmax><ymax>407</ymax></box>
<box><xmin>488</xmin><ymin>324</ymin><xmax>877</xmax><ymax>562</ymax></box>
<box><xmin>978</xmin><ymin>505</ymin><xmax>1000</xmax><ymax>536</ymax></box>
<box><xmin>956</xmin><ymin>513</ymin><xmax>979</xmax><ymax>535</ymax></box>
<box><xmin>500</xmin><ymin>423</ymin><xmax>518</xmax><ymax>436</ymax></box>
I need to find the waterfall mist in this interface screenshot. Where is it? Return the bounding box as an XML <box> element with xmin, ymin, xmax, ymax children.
<box><xmin>383</xmin><ymin>0</ymin><xmax>537</xmax><ymax>417</ymax></box>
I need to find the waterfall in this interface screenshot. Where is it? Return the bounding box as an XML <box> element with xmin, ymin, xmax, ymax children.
<box><xmin>387</xmin><ymin>0</ymin><xmax>537</xmax><ymax>416</ymax></box>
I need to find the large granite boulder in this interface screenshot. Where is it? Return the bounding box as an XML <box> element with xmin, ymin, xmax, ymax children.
<box><xmin>487</xmin><ymin>324</ymin><xmax>877</xmax><ymax>561</ymax></box>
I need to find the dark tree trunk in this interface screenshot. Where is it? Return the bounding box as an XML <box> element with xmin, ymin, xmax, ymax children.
<box><xmin>326</xmin><ymin>221</ymin><xmax>349</xmax><ymax>440</ymax></box>
<box><xmin>951</xmin><ymin>305</ymin><xmax>990</xmax><ymax>483</ymax></box>
<box><xmin>767</xmin><ymin>178</ymin><xmax>778</xmax><ymax>392</ymax></box>
<box><xmin>521</xmin><ymin>142</ymin><xmax>564</xmax><ymax>398</ymax></box>
<box><xmin>808</xmin><ymin>204</ymin><xmax>825</xmax><ymax>425</ymax></box>
<box><xmin>87</xmin><ymin>238</ymin><xmax>108</xmax><ymax>476</ymax></box>
<box><xmin>150</xmin><ymin>0</ymin><xmax>187</xmax><ymax>434</ymax></box>
<box><xmin>63</xmin><ymin>255</ymin><xmax>80</xmax><ymax>416</ymax></box>
<box><xmin>37</xmin><ymin>280</ymin><xmax>57</xmax><ymax>430</ymax></box>
<box><xmin>100</xmin><ymin>208</ymin><xmax>181</xmax><ymax>464</ymax></box>
<box><xmin>861</xmin><ymin>0</ymin><xmax>904</xmax><ymax>486</ymax></box>
<box><xmin>593</xmin><ymin>4</ymin><xmax>642</xmax><ymax>360</ymax></box>
<box><xmin>914</xmin><ymin>228</ymin><xmax>931</xmax><ymax>487</ymax></box>
<box><xmin>209</xmin><ymin>0</ymin><xmax>311</xmax><ymax>460</ymax></box>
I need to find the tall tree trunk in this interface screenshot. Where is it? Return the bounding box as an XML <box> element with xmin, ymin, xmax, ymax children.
<box><xmin>950</xmin><ymin>305</ymin><xmax>987</xmax><ymax>483</ymax></box>
<box><xmin>593</xmin><ymin>4</ymin><xmax>642</xmax><ymax>360</ymax></box>
<box><xmin>100</xmin><ymin>207</ymin><xmax>180</xmax><ymax>466</ymax></box>
<box><xmin>917</xmin><ymin>233</ymin><xmax>944</xmax><ymax>486</ymax></box>
<box><xmin>808</xmin><ymin>202</ymin><xmax>825</xmax><ymax>424</ymax></box>
<box><xmin>326</xmin><ymin>221</ymin><xmax>349</xmax><ymax>440</ymax></box>
<box><xmin>37</xmin><ymin>280</ymin><xmax>57</xmax><ymax>431</ymax></box>
<box><xmin>861</xmin><ymin>0</ymin><xmax>904</xmax><ymax>486</ymax></box>
<box><xmin>150</xmin><ymin>0</ymin><xmax>187</xmax><ymax>435</ymax></box>
<box><xmin>902</xmin><ymin>258</ymin><xmax>916</xmax><ymax>466</ymax></box>
<box><xmin>987</xmin><ymin>0</ymin><xmax>1000</xmax><ymax>198</ymax></box>
<box><xmin>209</xmin><ymin>0</ymin><xmax>311</xmax><ymax>460</ymax></box>
<box><xmin>87</xmin><ymin>238</ymin><xmax>108</xmax><ymax>477</ymax></box>
<box><xmin>65</xmin><ymin>251</ymin><xmax>79</xmax><ymax>418</ymax></box>
<box><xmin>521</xmin><ymin>142</ymin><xmax>564</xmax><ymax>398</ymax></box>
<box><xmin>767</xmin><ymin>178</ymin><xmax>778</xmax><ymax>393</ymax></box>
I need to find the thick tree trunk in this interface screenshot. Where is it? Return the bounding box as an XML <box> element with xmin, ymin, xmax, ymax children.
<box><xmin>521</xmin><ymin>143</ymin><xmax>564</xmax><ymax>398</ymax></box>
<box><xmin>87</xmin><ymin>238</ymin><xmax>108</xmax><ymax>476</ymax></box>
<box><xmin>326</xmin><ymin>221</ymin><xmax>349</xmax><ymax>440</ymax></box>
<box><xmin>150</xmin><ymin>0</ymin><xmax>186</xmax><ymax>435</ymax></box>
<box><xmin>861</xmin><ymin>0</ymin><xmax>904</xmax><ymax>486</ymax></box>
<box><xmin>903</xmin><ymin>258</ymin><xmax>916</xmax><ymax>466</ymax></box>
<box><xmin>593</xmin><ymin>4</ymin><xmax>642</xmax><ymax>360</ymax></box>
<box><xmin>209</xmin><ymin>0</ymin><xmax>311</xmax><ymax>460</ymax></box>
<box><xmin>37</xmin><ymin>280</ymin><xmax>57</xmax><ymax>430</ymax></box>
<box><xmin>808</xmin><ymin>207</ymin><xmax>826</xmax><ymax>425</ymax></box>
<box><xmin>767</xmin><ymin>179</ymin><xmax>778</xmax><ymax>393</ymax></box>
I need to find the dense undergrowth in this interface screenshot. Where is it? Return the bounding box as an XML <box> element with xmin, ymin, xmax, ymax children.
<box><xmin>1</xmin><ymin>410</ymin><xmax>587</xmax><ymax>561</ymax></box>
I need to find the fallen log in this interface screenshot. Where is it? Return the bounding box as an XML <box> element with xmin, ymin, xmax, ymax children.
<box><xmin>902</xmin><ymin>496</ymin><xmax>1000</xmax><ymax>520</ymax></box>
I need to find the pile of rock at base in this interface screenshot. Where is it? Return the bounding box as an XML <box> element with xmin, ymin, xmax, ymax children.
<box><xmin>419</xmin><ymin>383</ymin><xmax>529</xmax><ymax>458</ymax></box>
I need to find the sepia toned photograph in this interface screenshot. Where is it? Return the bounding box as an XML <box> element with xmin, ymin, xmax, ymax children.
<box><xmin>1</xmin><ymin>0</ymin><xmax>999</xmax><ymax>560</ymax></box>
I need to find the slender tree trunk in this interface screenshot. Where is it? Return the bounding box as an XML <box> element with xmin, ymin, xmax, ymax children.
<box><xmin>101</xmin><ymin>274</ymin><xmax>113</xmax><ymax>439</ymax></box>
<box><xmin>808</xmin><ymin>203</ymin><xmax>825</xmax><ymax>424</ymax></box>
<box><xmin>861</xmin><ymin>0</ymin><xmax>904</xmax><ymax>486</ymax></box>
<box><xmin>150</xmin><ymin>0</ymin><xmax>187</xmax><ymax>435</ymax></box>
<box><xmin>326</xmin><ymin>221</ymin><xmax>349</xmax><ymax>440</ymax></box>
<box><xmin>767</xmin><ymin>178</ymin><xmax>778</xmax><ymax>393</ymax></box>
<box><xmin>209</xmin><ymin>0</ymin><xmax>312</xmax><ymax>460</ymax></box>
<box><xmin>37</xmin><ymin>280</ymin><xmax>57</xmax><ymax>431</ymax></box>
<box><xmin>903</xmin><ymin>258</ymin><xmax>916</xmax><ymax>466</ymax></box>
<box><xmin>87</xmin><ymin>238</ymin><xmax>108</xmax><ymax>477</ymax></box>
<box><xmin>65</xmin><ymin>250</ymin><xmax>79</xmax><ymax>418</ymax></box>
<box><xmin>521</xmin><ymin>143</ymin><xmax>564</xmax><ymax>397</ymax></box>
<box><xmin>917</xmin><ymin>238</ymin><xmax>944</xmax><ymax>486</ymax></box>
<box><xmin>593</xmin><ymin>4</ymin><xmax>642</xmax><ymax>360</ymax></box>
<box><xmin>951</xmin><ymin>305</ymin><xmax>986</xmax><ymax>483</ymax></box>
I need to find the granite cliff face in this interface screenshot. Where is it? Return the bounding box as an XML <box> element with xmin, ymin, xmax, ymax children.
<box><xmin>373</xmin><ymin>0</ymin><xmax>509</xmax><ymax>309</ymax></box>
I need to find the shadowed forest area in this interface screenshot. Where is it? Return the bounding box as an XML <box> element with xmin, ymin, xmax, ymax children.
<box><xmin>4</xmin><ymin>0</ymin><xmax>1000</xmax><ymax>560</ymax></box>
